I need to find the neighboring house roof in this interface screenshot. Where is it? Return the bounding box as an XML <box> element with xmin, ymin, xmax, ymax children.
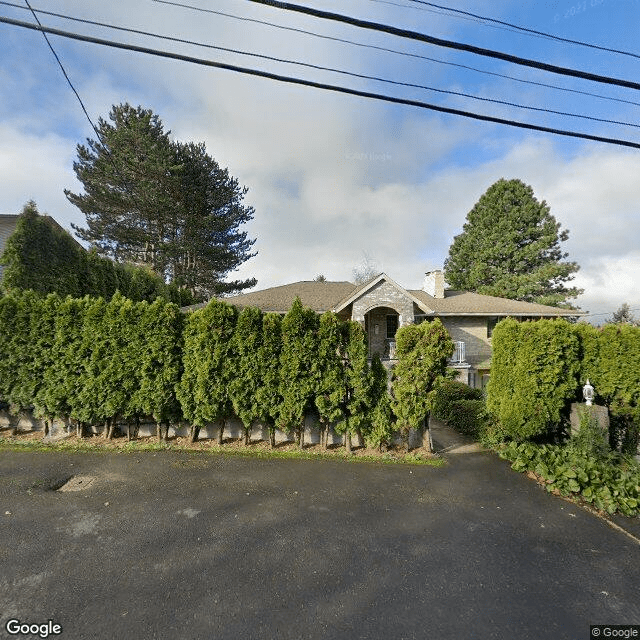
<box><xmin>182</xmin><ymin>273</ymin><xmax>584</xmax><ymax>317</ymax></box>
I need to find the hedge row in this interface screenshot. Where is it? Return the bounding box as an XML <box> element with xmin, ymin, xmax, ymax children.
<box><xmin>487</xmin><ymin>318</ymin><xmax>640</xmax><ymax>450</ymax></box>
<box><xmin>0</xmin><ymin>291</ymin><xmax>454</xmax><ymax>451</ymax></box>
<box><xmin>432</xmin><ymin>381</ymin><xmax>487</xmax><ymax>438</ymax></box>
<box><xmin>0</xmin><ymin>202</ymin><xmax>196</xmax><ymax>306</ymax></box>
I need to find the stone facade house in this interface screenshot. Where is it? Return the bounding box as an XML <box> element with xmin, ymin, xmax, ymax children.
<box><xmin>184</xmin><ymin>270</ymin><xmax>583</xmax><ymax>389</ymax></box>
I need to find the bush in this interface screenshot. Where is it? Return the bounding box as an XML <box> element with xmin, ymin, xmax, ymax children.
<box><xmin>432</xmin><ymin>380</ymin><xmax>482</xmax><ymax>424</ymax></box>
<box><xmin>498</xmin><ymin>440</ymin><xmax>640</xmax><ymax>516</ymax></box>
<box><xmin>448</xmin><ymin>399</ymin><xmax>489</xmax><ymax>438</ymax></box>
<box><xmin>487</xmin><ymin>318</ymin><xmax>581</xmax><ymax>442</ymax></box>
<box><xmin>432</xmin><ymin>380</ymin><xmax>488</xmax><ymax>438</ymax></box>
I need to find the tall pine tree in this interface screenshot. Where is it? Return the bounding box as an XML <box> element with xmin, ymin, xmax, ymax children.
<box><xmin>444</xmin><ymin>178</ymin><xmax>582</xmax><ymax>307</ymax></box>
<box><xmin>66</xmin><ymin>103</ymin><xmax>256</xmax><ymax>297</ymax></box>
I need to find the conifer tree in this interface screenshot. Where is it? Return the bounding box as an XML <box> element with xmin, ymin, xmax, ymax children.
<box><xmin>40</xmin><ymin>296</ymin><xmax>92</xmax><ymax>437</ymax></box>
<box><xmin>66</xmin><ymin>103</ymin><xmax>256</xmax><ymax>297</ymax></box>
<box><xmin>136</xmin><ymin>298</ymin><xmax>184</xmax><ymax>441</ymax></box>
<box><xmin>31</xmin><ymin>294</ymin><xmax>62</xmax><ymax>435</ymax></box>
<box><xmin>73</xmin><ymin>296</ymin><xmax>109</xmax><ymax>432</ymax></box>
<box><xmin>444</xmin><ymin>178</ymin><xmax>582</xmax><ymax>307</ymax></box>
<box><xmin>229</xmin><ymin>306</ymin><xmax>264</xmax><ymax>445</ymax></box>
<box><xmin>279</xmin><ymin>297</ymin><xmax>319</xmax><ymax>449</ymax></box>
<box><xmin>177</xmin><ymin>300</ymin><xmax>237</xmax><ymax>443</ymax></box>
<box><xmin>366</xmin><ymin>354</ymin><xmax>394</xmax><ymax>451</ymax></box>
<box><xmin>0</xmin><ymin>294</ymin><xmax>20</xmax><ymax>433</ymax></box>
<box><xmin>340</xmin><ymin>321</ymin><xmax>371</xmax><ymax>453</ymax></box>
<box><xmin>315</xmin><ymin>312</ymin><xmax>347</xmax><ymax>449</ymax></box>
<box><xmin>255</xmin><ymin>312</ymin><xmax>283</xmax><ymax>448</ymax></box>
<box><xmin>391</xmin><ymin>320</ymin><xmax>454</xmax><ymax>451</ymax></box>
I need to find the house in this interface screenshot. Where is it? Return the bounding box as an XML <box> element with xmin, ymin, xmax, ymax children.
<box><xmin>183</xmin><ymin>270</ymin><xmax>584</xmax><ymax>389</ymax></box>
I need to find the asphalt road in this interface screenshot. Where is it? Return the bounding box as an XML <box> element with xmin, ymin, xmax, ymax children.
<box><xmin>1</xmin><ymin>443</ymin><xmax>639</xmax><ymax>640</ymax></box>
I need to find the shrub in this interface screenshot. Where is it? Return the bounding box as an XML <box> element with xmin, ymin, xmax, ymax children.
<box><xmin>448</xmin><ymin>399</ymin><xmax>489</xmax><ymax>438</ymax></box>
<box><xmin>487</xmin><ymin>318</ymin><xmax>580</xmax><ymax>442</ymax></box>
<box><xmin>432</xmin><ymin>380</ymin><xmax>482</xmax><ymax>425</ymax></box>
<box><xmin>498</xmin><ymin>441</ymin><xmax>640</xmax><ymax>516</ymax></box>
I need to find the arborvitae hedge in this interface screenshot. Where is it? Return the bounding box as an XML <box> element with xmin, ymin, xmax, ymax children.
<box><xmin>1</xmin><ymin>202</ymin><xmax>196</xmax><ymax>305</ymax></box>
<box><xmin>488</xmin><ymin>318</ymin><xmax>640</xmax><ymax>450</ymax></box>
<box><xmin>391</xmin><ymin>319</ymin><xmax>454</xmax><ymax>450</ymax></box>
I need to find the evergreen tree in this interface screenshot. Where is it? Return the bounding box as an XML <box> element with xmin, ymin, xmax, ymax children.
<box><xmin>278</xmin><ymin>297</ymin><xmax>319</xmax><ymax>449</ymax></box>
<box><xmin>366</xmin><ymin>354</ymin><xmax>394</xmax><ymax>451</ymax></box>
<box><xmin>66</xmin><ymin>103</ymin><xmax>256</xmax><ymax>297</ymax></box>
<box><xmin>315</xmin><ymin>312</ymin><xmax>347</xmax><ymax>449</ymax></box>
<box><xmin>176</xmin><ymin>300</ymin><xmax>237</xmax><ymax>443</ymax></box>
<box><xmin>73</xmin><ymin>296</ymin><xmax>110</xmax><ymax>433</ymax></box>
<box><xmin>444</xmin><ymin>178</ymin><xmax>582</xmax><ymax>307</ymax></box>
<box><xmin>608</xmin><ymin>303</ymin><xmax>639</xmax><ymax>326</ymax></box>
<box><xmin>255</xmin><ymin>312</ymin><xmax>283</xmax><ymax>448</ymax></box>
<box><xmin>1</xmin><ymin>202</ymin><xmax>84</xmax><ymax>297</ymax></box>
<box><xmin>229</xmin><ymin>306</ymin><xmax>264</xmax><ymax>445</ymax></box>
<box><xmin>340</xmin><ymin>321</ymin><xmax>371</xmax><ymax>453</ymax></box>
<box><xmin>391</xmin><ymin>320</ymin><xmax>454</xmax><ymax>451</ymax></box>
<box><xmin>136</xmin><ymin>298</ymin><xmax>184</xmax><ymax>441</ymax></box>
<box><xmin>40</xmin><ymin>296</ymin><xmax>92</xmax><ymax>437</ymax></box>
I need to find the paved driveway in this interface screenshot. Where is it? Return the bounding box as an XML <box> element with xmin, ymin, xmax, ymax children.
<box><xmin>1</xmin><ymin>438</ymin><xmax>638</xmax><ymax>640</ymax></box>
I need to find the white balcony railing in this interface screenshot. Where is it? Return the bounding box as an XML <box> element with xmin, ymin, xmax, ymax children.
<box><xmin>450</xmin><ymin>340</ymin><xmax>466</xmax><ymax>364</ymax></box>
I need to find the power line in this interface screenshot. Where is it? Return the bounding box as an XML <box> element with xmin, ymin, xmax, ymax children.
<box><xmin>21</xmin><ymin>0</ymin><xmax>99</xmax><ymax>137</ymax></box>
<box><xmin>1</xmin><ymin>15</ymin><xmax>640</xmax><ymax>150</ymax></box>
<box><xmin>4</xmin><ymin>2</ymin><xmax>639</xmax><ymax>130</ymax></box>
<box><xmin>243</xmin><ymin>0</ymin><xmax>640</xmax><ymax>91</ymax></box>
<box><xmin>150</xmin><ymin>0</ymin><xmax>640</xmax><ymax>109</ymax></box>
<box><xmin>405</xmin><ymin>0</ymin><xmax>640</xmax><ymax>60</ymax></box>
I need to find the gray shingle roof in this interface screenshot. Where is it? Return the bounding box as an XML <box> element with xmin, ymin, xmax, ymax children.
<box><xmin>183</xmin><ymin>281</ymin><xmax>358</xmax><ymax>314</ymax></box>
<box><xmin>181</xmin><ymin>277</ymin><xmax>583</xmax><ymax>317</ymax></box>
<box><xmin>410</xmin><ymin>289</ymin><xmax>582</xmax><ymax>316</ymax></box>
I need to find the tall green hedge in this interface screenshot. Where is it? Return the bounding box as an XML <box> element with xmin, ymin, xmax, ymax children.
<box><xmin>391</xmin><ymin>319</ymin><xmax>454</xmax><ymax>450</ymax></box>
<box><xmin>488</xmin><ymin>318</ymin><xmax>640</xmax><ymax>450</ymax></box>
<box><xmin>1</xmin><ymin>201</ymin><xmax>196</xmax><ymax>305</ymax></box>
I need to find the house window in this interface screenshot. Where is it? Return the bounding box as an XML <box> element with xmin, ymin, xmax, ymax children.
<box><xmin>487</xmin><ymin>316</ymin><xmax>499</xmax><ymax>338</ymax></box>
<box><xmin>386</xmin><ymin>314</ymin><xmax>398</xmax><ymax>339</ymax></box>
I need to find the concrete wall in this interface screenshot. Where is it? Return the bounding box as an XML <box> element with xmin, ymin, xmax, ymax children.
<box><xmin>0</xmin><ymin>409</ymin><xmax>426</xmax><ymax>449</ymax></box>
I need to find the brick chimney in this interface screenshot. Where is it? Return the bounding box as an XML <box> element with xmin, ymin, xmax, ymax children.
<box><xmin>423</xmin><ymin>269</ymin><xmax>445</xmax><ymax>298</ymax></box>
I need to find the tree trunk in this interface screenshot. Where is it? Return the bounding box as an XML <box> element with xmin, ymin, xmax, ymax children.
<box><xmin>299</xmin><ymin>425</ymin><xmax>304</xmax><ymax>450</ymax></box>
<box><xmin>189</xmin><ymin>425</ymin><xmax>200</xmax><ymax>443</ymax></box>
<box><xmin>345</xmin><ymin>431</ymin><xmax>352</xmax><ymax>454</ymax></box>
<box><xmin>104</xmin><ymin>419</ymin><xmax>110</xmax><ymax>439</ymax></box>
<box><xmin>157</xmin><ymin>421</ymin><xmax>163</xmax><ymax>442</ymax></box>
<box><xmin>269</xmin><ymin>429</ymin><xmax>276</xmax><ymax>449</ymax></box>
<box><xmin>244</xmin><ymin>426</ymin><xmax>250</xmax><ymax>446</ymax></box>
<box><xmin>404</xmin><ymin>429</ymin><xmax>410</xmax><ymax>453</ymax></box>
<box><xmin>217</xmin><ymin>420</ymin><xmax>224</xmax><ymax>445</ymax></box>
<box><xmin>127</xmin><ymin>422</ymin><xmax>131</xmax><ymax>442</ymax></box>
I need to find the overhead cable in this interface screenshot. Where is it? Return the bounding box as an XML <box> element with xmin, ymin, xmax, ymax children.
<box><xmin>405</xmin><ymin>0</ymin><xmax>640</xmax><ymax>60</ymax></box>
<box><xmin>243</xmin><ymin>0</ymin><xmax>640</xmax><ymax>91</ymax></box>
<box><xmin>1</xmin><ymin>15</ymin><xmax>639</xmax><ymax>149</ymax></box>
<box><xmin>150</xmin><ymin>0</ymin><xmax>640</xmax><ymax>108</ymax></box>
<box><xmin>3</xmin><ymin>2</ymin><xmax>638</xmax><ymax>129</ymax></box>
<box><xmin>21</xmin><ymin>0</ymin><xmax>99</xmax><ymax>136</ymax></box>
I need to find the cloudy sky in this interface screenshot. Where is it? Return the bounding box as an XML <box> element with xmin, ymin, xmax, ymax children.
<box><xmin>1</xmin><ymin>0</ymin><xmax>639</xmax><ymax>321</ymax></box>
